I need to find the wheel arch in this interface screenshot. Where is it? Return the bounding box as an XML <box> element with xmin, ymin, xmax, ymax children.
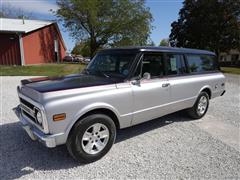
<box><xmin>65</xmin><ymin>104</ymin><xmax>120</xmax><ymax>142</ymax></box>
<box><xmin>77</xmin><ymin>108</ymin><xmax>120</xmax><ymax>129</ymax></box>
<box><xmin>199</xmin><ymin>86</ymin><xmax>212</xmax><ymax>99</ymax></box>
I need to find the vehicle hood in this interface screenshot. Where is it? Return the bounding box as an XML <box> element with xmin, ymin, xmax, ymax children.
<box><xmin>21</xmin><ymin>74</ymin><xmax>121</xmax><ymax>93</ymax></box>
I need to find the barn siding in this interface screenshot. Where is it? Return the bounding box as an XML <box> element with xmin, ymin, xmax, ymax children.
<box><xmin>59</xmin><ymin>37</ymin><xmax>65</xmax><ymax>61</ymax></box>
<box><xmin>22</xmin><ymin>24</ymin><xmax>65</xmax><ymax>65</ymax></box>
<box><xmin>0</xmin><ymin>33</ymin><xmax>21</xmax><ymax>65</ymax></box>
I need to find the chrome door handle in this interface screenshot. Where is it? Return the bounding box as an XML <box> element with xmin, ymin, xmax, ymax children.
<box><xmin>162</xmin><ymin>83</ymin><xmax>170</xmax><ymax>87</ymax></box>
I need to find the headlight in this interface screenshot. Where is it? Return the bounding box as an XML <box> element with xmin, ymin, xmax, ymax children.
<box><xmin>36</xmin><ymin>110</ymin><xmax>43</xmax><ymax>125</ymax></box>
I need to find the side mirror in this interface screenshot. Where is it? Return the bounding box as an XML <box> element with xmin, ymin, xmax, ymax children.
<box><xmin>142</xmin><ymin>72</ymin><xmax>151</xmax><ymax>80</ymax></box>
<box><xmin>131</xmin><ymin>76</ymin><xmax>141</xmax><ymax>86</ymax></box>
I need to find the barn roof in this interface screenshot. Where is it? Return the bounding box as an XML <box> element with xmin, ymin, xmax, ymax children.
<box><xmin>0</xmin><ymin>18</ymin><xmax>54</xmax><ymax>33</ymax></box>
<box><xmin>0</xmin><ymin>18</ymin><xmax>66</xmax><ymax>50</ymax></box>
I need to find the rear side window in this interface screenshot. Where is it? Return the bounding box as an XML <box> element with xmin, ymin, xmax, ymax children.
<box><xmin>186</xmin><ymin>55</ymin><xmax>218</xmax><ymax>73</ymax></box>
<box><xmin>165</xmin><ymin>54</ymin><xmax>187</xmax><ymax>75</ymax></box>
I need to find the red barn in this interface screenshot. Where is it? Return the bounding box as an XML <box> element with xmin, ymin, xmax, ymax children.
<box><xmin>0</xmin><ymin>18</ymin><xmax>66</xmax><ymax>65</ymax></box>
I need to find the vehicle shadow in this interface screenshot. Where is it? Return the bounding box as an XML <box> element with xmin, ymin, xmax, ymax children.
<box><xmin>0</xmin><ymin>111</ymin><xmax>191</xmax><ymax>179</ymax></box>
<box><xmin>116</xmin><ymin>111</ymin><xmax>190</xmax><ymax>144</ymax></box>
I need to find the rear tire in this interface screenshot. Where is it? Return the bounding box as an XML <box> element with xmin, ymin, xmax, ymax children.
<box><xmin>187</xmin><ymin>92</ymin><xmax>209</xmax><ymax>119</ymax></box>
<box><xmin>66</xmin><ymin>114</ymin><xmax>116</xmax><ymax>163</ymax></box>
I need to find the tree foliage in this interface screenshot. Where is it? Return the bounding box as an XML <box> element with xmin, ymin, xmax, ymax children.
<box><xmin>159</xmin><ymin>39</ymin><xmax>169</xmax><ymax>46</ymax></box>
<box><xmin>169</xmin><ymin>0</ymin><xmax>240</xmax><ymax>56</ymax></box>
<box><xmin>71</xmin><ymin>41</ymin><xmax>91</xmax><ymax>57</ymax></box>
<box><xmin>55</xmin><ymin>0</ymin><xmax>153</xmax><ymax>57</ymax></box>
<box><xmin>145</xmin><ymin>39</ymin><xmax>155</xmax><ymax>46</ymax></box>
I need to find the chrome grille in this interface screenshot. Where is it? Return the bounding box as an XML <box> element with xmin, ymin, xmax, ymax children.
<box><xmin>22</xmin><ymin>110</ymin><xmax>36</xmax><ymax>122</ymax></box>
<box><xmin>19</xmin><ymin>98</ymin><xmax>37</xmax><ymax>124</ymax></box>
<box><xmin>20</xmin><ymin>97</ymin><xmax>34</xmax><ymax>109</ymax></box>
<box><xmin>17</xmin><ymin>87</ymin><xmax>48</xmax><ymax>133</ymax></box>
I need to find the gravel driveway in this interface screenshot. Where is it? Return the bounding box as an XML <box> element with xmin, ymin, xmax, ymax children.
<box><xmin>0</xmin><ymin>74</ymin><xmax>239</xmax><ymax>179</ymax></box>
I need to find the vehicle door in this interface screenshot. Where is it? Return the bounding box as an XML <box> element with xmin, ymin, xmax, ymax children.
<box><xmin>131</xmin><ymin>53</ymin><xmax>171</xmax><ymax>125</ymax></box>
<box><xmin>163</xmin><ymin>53</ymin><xmax>194</xmax><ymax>111</ymax></box>
<box><xmin>166</xmin><ymin>53</ymin><xmax>220</xmax><ymax>112</ymax></box>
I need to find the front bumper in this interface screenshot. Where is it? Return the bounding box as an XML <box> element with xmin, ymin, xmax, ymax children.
<box><xmin>13</xmin><ymin>105</ymin><xmax>57</xmax><ymax>148</ymax></box>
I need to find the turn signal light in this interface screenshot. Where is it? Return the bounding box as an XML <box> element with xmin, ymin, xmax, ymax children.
<box><xmin>53</xmin><ymin>113</ymin><xmax>66</xmax><ymax>121</ymax></box>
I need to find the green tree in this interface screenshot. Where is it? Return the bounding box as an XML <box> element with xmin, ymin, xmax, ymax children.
<box><xmin>169</xmin><ymin>0</ymin><xmax>240</xmax><ymax>57</ymax></box>
<box><xmin>71</xmin><ymin>43</ymin><xmax>82</xmax><ymax>55</ymax></box>
<box><xmin>71</xmin><ymin>41</ymin><xmax>91</xmax><ymax>57</ymax></box>
<box><xmin>159</xmin><ymin>39</ymin><xmax>169</xmax><ymax>46</ymax></box>
<box><xmin>55</xmin><ymin>0</ymin><xmax>153</xmax><ymax>57</ymax></box>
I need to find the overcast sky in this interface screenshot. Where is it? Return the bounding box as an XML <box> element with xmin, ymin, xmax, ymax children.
<box><xmin>1</xmin><ymin>0</ymin><xmax>183</xmax><ymax>52</ymax></box>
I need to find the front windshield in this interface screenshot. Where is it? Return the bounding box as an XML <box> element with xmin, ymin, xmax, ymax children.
<box><xmin>85</xmin><ymin>52</ymin><xmax>137</xmax><ymax>78</ymax></box>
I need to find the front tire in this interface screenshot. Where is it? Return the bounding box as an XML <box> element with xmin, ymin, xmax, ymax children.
<box><xmin>187</xmin><ymin>92</ymin><xmax>209</xmax><ymax>119</ymax></box>
<box><xmin>66</xmin><ymin>114</ymin><xmax>116</xmax><ymax>163</ymax></box>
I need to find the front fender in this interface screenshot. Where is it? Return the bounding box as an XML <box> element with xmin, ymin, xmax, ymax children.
<box><xmin>64</xmin><ymin>102</ymin><xmax>121</xmax><ymax>139</ymax></box>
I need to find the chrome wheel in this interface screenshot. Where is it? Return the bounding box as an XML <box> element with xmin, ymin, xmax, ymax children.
<box><xmin>197</xmin><ymin>96</ymin><xmax>208</xmax><ymax>116</ymax></box>
<box><xmin>81</xmin><ymin>123</ymin><xmax>109</xmax><ymax>155</ymax></box>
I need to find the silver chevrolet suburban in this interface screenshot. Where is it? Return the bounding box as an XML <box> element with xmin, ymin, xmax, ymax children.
<box><xmin>14</xmin><ymin>47</ymin><xmax>226</xmax><ymax>163</ymax></box>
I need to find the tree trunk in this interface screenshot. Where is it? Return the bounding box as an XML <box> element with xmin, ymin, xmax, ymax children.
<box><xmin>215</xmin><ymin>49</ymin><xmax>220</xmax><ymax>61</ymax></box>
<box><xmin>90</xmin><ymin>36</ymin><xmax>98</xmax><ymax>58</ymax></box>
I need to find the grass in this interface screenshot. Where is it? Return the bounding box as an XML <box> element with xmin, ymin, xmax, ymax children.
<box><xmin>0</xmin><ymin>64</ymin><xmax>239</xmax><ymax>76</ymax></box>
<box><xmin>0</xmin><ymin>63</ymin><xmax>86</xmax><ymax>76</ymax></box>
<box><xmin>220</xmin><ymin>67</ymin><xmax>240</xmax><ymax>75</ymax></box>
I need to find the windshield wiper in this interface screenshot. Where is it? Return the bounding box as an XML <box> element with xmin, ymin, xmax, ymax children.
<box><xmin>83</xmin><ymin>69</ymin><xmax>90</xmax><ymax>74</ymax></box>
<box><xmin>97</xmin><ymin>70</ymin><xmax>110</xmax><ymax>78</ymax></box>
<box><xmin>84</xmin><ymin>69</ymin><xmax>109</xmax><ymax>78</ymax></box>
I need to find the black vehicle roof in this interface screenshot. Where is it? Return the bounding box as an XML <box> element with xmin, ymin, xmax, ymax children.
<box><xmin>99</xmin><ymin>46</ymin><xmax>216</xmax><ymax>56</ymax></box>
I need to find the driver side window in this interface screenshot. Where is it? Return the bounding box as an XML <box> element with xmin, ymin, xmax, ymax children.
<box><xmin>141</xmin><ymin>53</ymin><xmax>164</xmax><ymax>78</ymax></box>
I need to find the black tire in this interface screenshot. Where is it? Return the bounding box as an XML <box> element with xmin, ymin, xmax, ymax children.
<box><xmin>66</xmin><ymin>114</ymin><xmax>116</xmax><ymax>163</ymax></box>
<box><xmin>187</xmin><ymin>92</ymin><xmax>209</xmax><ymax>119</ymax></box>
